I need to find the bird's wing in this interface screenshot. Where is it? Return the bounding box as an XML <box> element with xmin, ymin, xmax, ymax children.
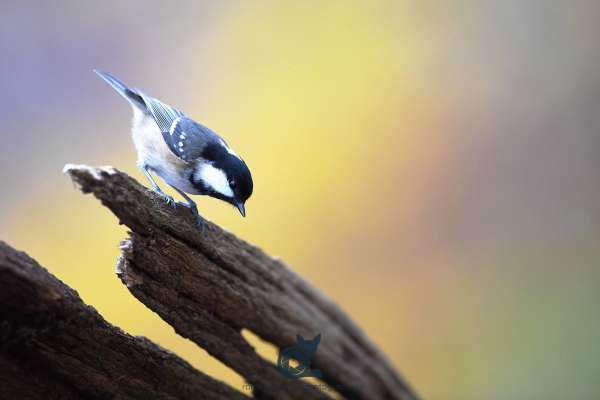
<box><xmin>137</xmin><ymin>92</ymin><xmax>185</xmax><ymax>133</ymax></box>
<box><xmin>136</xmin><ymin>90</ymin><xmax>223</xmax><ymax>162</ymax></box>
<box><xmin>162</xmin><ymin>116</ymin><xmax>222</xmax><ymax>161</ymax></box>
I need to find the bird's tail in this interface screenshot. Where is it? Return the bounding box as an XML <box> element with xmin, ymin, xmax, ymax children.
<box><xmin>94</xmin><ymin>69</ymin><xmax>146</xmax><ymax>110</ymax></box>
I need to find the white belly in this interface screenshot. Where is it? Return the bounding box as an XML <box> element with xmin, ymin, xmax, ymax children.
<box><xmin>131</xmin><ymin>110</ymin><xmax>201</xmax><ymax>194</ymax></box>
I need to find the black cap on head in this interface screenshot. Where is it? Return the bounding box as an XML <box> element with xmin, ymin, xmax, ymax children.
<box><xmin>194</xmin><ymin>143</ymin><xmax>253</xmax><ymax>216</ymax></box>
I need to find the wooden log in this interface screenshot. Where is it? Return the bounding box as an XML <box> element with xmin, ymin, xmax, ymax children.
<box><xmin>0</xmin><ymin>241</ymin><xmax>247</xmax><ymax>400</ymax></box>
<box><xmin>65</xmin><ymin>164</ymin><xmax>419</xmax><ymax>400</ymax></box>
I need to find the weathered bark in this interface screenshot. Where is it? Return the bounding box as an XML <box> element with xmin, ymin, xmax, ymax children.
<box><xmin>0</xmin><ymin>241</ymin><xmax>247</xmax><ymax>400</ymax></box>
<box><xmin>65</xmin><ymin>164</ymin><xmax>419</xmax><ymax>400</ymax></box>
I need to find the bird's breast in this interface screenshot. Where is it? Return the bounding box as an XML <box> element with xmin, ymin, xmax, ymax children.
<box><xmin>131</xmin><ymin>111</ymin><xmax>201</xmax><ymax>194</ymax></box>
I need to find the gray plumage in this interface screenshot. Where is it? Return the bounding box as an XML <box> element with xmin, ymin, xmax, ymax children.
<box><xmin>138</xmin><ymin>91</ymin><xmax>184</xmax><ymax>133</ymax></box>
<box><xmin>164</xmin><ymin>116</ymin><xmax>223</xmax><ymax>162</ymax></box>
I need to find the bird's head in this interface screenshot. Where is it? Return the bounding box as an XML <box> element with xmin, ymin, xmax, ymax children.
<box><xmin>192</xmin><ymin>144</ymin><xmax>253</xmax><ymax>216</ymax></box>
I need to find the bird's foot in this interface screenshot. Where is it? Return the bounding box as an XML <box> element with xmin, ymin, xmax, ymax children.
<box><xmin>154</xmin><ymin>190</ymin><xmax>176</xmax><ymax>208</ymax></box>
<box><xmin>186</xmin><ymin>203</ymin><xmax>205</xmax><ymax>231</ymax></box>
<box><xmin>191</xmin><ymin>208</ymin><xmax>205</xmax><ymax>231</ymax></box>
<box><xmin>175</xmin><ymin>201</ymin><xmax>205</xmax><ymax>229</ymax></box>
<box><xmin>193</xmin><ymin>214</ymin><xmax>205</xmax><ymax>231</ymax></box>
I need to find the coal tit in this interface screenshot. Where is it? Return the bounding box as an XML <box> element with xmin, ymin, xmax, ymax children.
<box><xmin>94</xmin><ymin>70</ymin><xmax>253</xmax><ymax>226</ymax></box>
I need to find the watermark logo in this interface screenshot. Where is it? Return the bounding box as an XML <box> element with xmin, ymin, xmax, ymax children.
<box><xmin>277</xmin><ymin>334</ymin><xmax>322</xmax><ymax>379</ymax></box>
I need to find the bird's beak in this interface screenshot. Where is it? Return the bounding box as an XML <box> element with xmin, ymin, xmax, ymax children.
<box><xmin>236</xmin><ymin>202</ymin><xmax>246</xmax><ymax>217</ymax></box>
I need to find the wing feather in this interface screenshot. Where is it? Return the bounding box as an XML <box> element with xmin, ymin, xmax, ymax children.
<box><xmin>162</xmin><ymin>117</ymin><xmax>221</xmax><ymax>162</ymax></box>
<box><xmin>138</xmin><ymin>91</ymin><xmax>184</xmax><ymax>133</ymax></box>
<box><xmin>134</xmin><ymin>91</ymin><xmax>223</xmax><ymax>163</ymax></box>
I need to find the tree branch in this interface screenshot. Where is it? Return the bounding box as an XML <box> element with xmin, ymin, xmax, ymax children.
<box><xmin>64</xmin><ymin>164</ymin><xmax>420</xmax><ymax>400</ymax></box>
<box><xmin>0</xmin><ymin>241</ymin><xmax>247</xmax><ymax>400</ymax></box>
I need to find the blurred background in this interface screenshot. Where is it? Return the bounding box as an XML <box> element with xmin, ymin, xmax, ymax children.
<box><xmin>1</xmin><ymin>1</ymin><xmax>599</xmax><ymax>398</ymax></box>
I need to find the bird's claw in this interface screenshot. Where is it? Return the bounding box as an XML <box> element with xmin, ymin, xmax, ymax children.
<box><xmin>189</xmin><ymin>205</ymin><xmax>205</xmax><ymax>231</ymax></box>
<box><xmin>194</xmin><ymin>215</ymin><xmax>206</xmax><ymax>232</ymax></box>
<box><xmin>155</xmin><ymin>190</ymin><xmax>204</xmax><ymax>231</ymax></box>
<box><xmin>155</xmin><ymin>190</ymin><xmax>176</xmax><ymax>208</ymax></box>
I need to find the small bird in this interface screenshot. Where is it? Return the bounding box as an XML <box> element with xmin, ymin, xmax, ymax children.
<box><xmin>94</xmin><ymin>70</ymin><xmax>253</xmax><ymax>226</ymax></box>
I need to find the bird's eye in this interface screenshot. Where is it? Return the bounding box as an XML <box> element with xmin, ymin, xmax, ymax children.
<box><xmin>229</xmin><ymin>180</ymin><xmax>236</xmax><ymax>188</ymax></box>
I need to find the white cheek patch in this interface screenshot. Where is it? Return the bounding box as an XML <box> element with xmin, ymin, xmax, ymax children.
<box><xmin>196</xmin><ymin>163</ymin><xmax>233</xmax><ymax>198</ymax></box>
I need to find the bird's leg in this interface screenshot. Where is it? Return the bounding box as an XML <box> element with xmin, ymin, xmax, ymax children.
<box><xmin>170</xmin><ymin>185</ymin><xmax>205</xmax><ymax>228</ymax></box>
<box><xmin>139</xmin><ymin>164</ymin><xmax>175</xmax><ymax>208</ymax></box>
